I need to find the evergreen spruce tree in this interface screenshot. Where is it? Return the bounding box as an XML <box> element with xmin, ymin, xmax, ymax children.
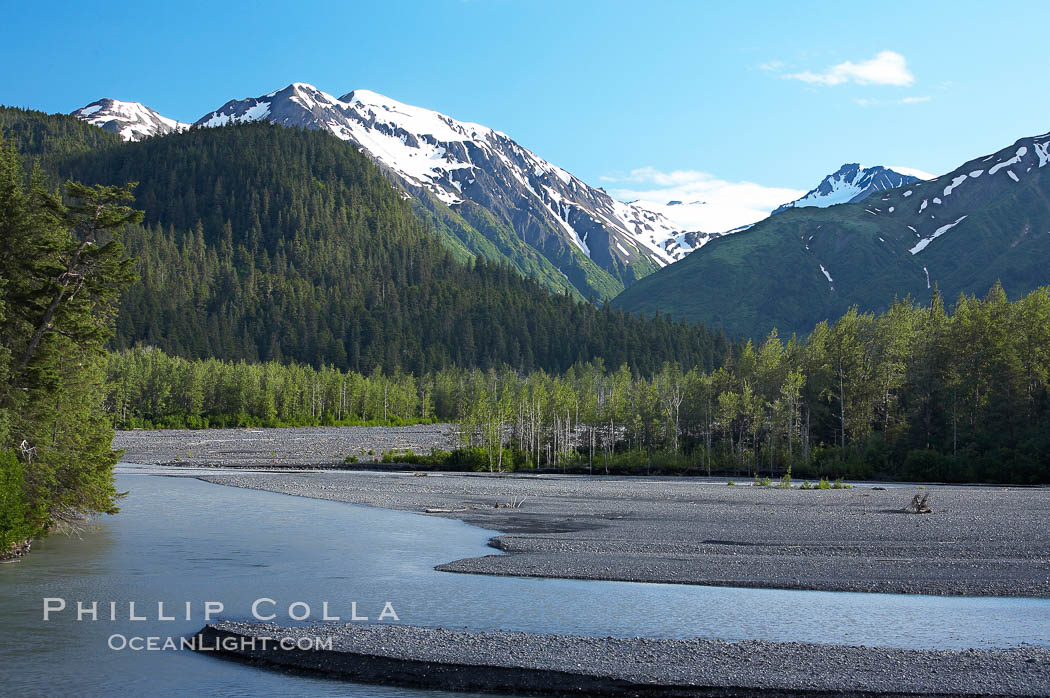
<box><xmin>0</xmin><ymin>137</ymin><xmax>139</xmax><ymax>553</ymax></box>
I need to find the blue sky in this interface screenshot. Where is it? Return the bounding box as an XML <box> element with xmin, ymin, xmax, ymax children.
<box><xmin>4</xmin><ymin>0</ymin><xmax>1049</xmax><ymax>224</ymax></box>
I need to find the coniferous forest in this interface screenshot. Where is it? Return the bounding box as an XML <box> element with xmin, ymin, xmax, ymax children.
<box><xmin>7</xmin><ymin>108</ymin><xmax>730</xmax><ymax>375</ymax></box>
<box><xmin>2</xmin><ymin>105</ymin><xmax>1050</xmax><ymax>556</ymax></box>
<box><xmin>105</xmin><ymin>285</ymin><xmax>1050</xmax><ymax>485</ymax></box>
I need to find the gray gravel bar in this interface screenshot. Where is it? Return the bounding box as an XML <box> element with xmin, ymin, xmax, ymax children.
<box><xmin>199</xmin><ymin>620</ymin><xmax>1050</xmax><ymax>696</ymax></box>
<box><xmin>197</xmin><ymin>468</ymin><xmax>1050</xmax><ymax>597</ymax></box>
<box><xmin>115</xmin><ymin>424</ymin><xmax>459</xmax><ymax>468</ymax></box>
<box><xmin>115</xmin><ymin>427</ymin><xmax>1050</xmax><ymax>596</ymax></box>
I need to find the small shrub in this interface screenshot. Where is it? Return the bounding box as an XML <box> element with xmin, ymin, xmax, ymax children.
<box><xmin>0</xmin><ymin>451</ymin><xmax>39</xmax><ymax>552</ymax></box>
<box><xmin>817</xmin><ymin>478</ymin><xmax>831</xmax><ymax>489</ymax></box>
<box><xmin>727</xmin><ymin>480</ymin><xmax>736</xmax><ymax>486</ymax></box>
<box><xmin>344</xmin><ymin>455</ymin><xmax>358</xmax><ymax>464</ymax></box>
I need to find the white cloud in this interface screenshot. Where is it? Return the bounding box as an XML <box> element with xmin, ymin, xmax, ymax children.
<box><xmin>759</xmin><ymin>60</ymin><xmax>784</xmax><ymax>72</ymax></box>
<box><xmin>855</xmin><ymin>95</ymin><xmax>932</xmax><ymax>107</ymax></box>
<box><xmin>604</xmin><ymin>168</ymin><xmax>805</xmax><ymax>232</ymax></box>
<box><xmin>886</xmin><ymin>165</ymin><xmax>937</xmax><ymax>180</ymax></box>
<box><xmin>785</xmin><ymin>51</ymin><xmax>915</xmax><ymax>87</ymax></box>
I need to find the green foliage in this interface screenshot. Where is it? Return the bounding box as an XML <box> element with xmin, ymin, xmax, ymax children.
<box><xmin>0</xmin><ymin>450</ymin><xmax>37</xmax><ymax>551</ymax></box>
<box><xmin>0</xmin><ymin>137</ymin><xmax>137</xmax><ymax>551</ymax></box>
<box><xmin>0</xmin><ymin>106</ymin><xmax>121</xmax><ymax>176</ymax></box>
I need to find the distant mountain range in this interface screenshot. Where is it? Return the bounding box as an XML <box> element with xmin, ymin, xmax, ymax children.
<box><xmin>614</xmin><ymin>130</ymin><xmax>1050</xmax><ymax>337</ymax></box>
<box><xmin>69</xmin><ymin>84</ymin><xmax>921</xmax><ymax>301</ymax></box>
<box><xmin>70</xmin><ymin>85</ymin><xmax>697</xmax><ymax>299</ymax></box>
<box><xmin>66</xmin><ymin>85</ymin><xmax>1041</xmax><ymax>340</ymax></box>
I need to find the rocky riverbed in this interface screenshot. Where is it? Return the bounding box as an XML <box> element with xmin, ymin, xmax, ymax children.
<box><xmin>198</xmin><ymin>468</ymin><xmax>1050</xmax><ymax>597</ymax></box>
<box><xmin>114</xmin><ymin>427</ymin><xmax>1050</xmax><ymax>694</ymax></box>
<box><xmin>200</xmin><ymin>620</ymin><xmax>1050</xmax><ymax>696</ymax></box>
<box><xmin>115</xmin><ymin>424</ymin><xmax>459</xmax><ymax>468</ymax></box>
<box><xmin>115</xmin><ymin>427</ymin><xmax>1050</xmax><ymax>596</ymax></box>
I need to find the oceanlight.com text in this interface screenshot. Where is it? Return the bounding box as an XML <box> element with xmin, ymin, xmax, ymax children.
<box><xmin>107</xmin><ymin>634</ymin><xmax>334</xmax><ymax>652</ymax></box>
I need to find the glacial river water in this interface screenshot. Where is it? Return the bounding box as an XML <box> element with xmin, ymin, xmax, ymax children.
<box><xmin>2</xmin><ymin>470</ymin><xmax>1048</xmax><ymax>696</ymax></box>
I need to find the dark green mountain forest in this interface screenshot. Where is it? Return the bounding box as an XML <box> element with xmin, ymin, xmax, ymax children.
<box><xmin>1</xmin><ymin>107</ymin><xmax>731</xmax><ymax>376</ymax></box>
<box><xmin>0</xmin><ymin>107</ymin><xmax>122</xmax><ymax>168</ymax></box>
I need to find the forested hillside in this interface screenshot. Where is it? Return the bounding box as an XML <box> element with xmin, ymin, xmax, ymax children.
<box><xmin>0</xmin><ymin>107</ymin><xmax>122</xmax><ymax>170</ymax></box>
<box><xmin>1</xmin><ymin>108</ymin><xmax>731</xmax><ymax>375</ymax></box>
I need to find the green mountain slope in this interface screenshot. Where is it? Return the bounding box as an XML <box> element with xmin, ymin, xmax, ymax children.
<box><xmin>614</xmin><ymin>131</ymin><xmax>1050</xmax><ymax>338</ymax></box>
<box><xmin>407</xmin><ymin>186</ymin><xmax>595</xmax><ymax>301</ymax></box>
<box><xmin>0</xmin><ymin>106</ymin><xmax>122</xmax><ymax>169</ymax></box>
<box><xmin>2</xmin><ymin>104</ymin><xmax>617</xmax><ymax>302</ymax></box>
<box><xmin>1</xmin><ymin>108</ymin><xmax>730</xmax><ymax>374</ymax></box>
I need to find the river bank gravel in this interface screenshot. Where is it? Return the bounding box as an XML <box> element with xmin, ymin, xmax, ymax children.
<box><xmin>200</xmin><ymin>620</ymin><xmax>1050</xmax><ymax>696</ymax></box>
<box><xmin>197</xmin><ymin>468</ymin><xmax>1050</xmax><ymax>597</ymax></box>
<box><xmin>115</xmin><ymin>427</ymin><xmax>1050</xmax><ymax>596</ymax></box>
<box><xmin>115</xmin><ymin>424</ymin><xmax>459</xmax><ymax>468</ymax></box>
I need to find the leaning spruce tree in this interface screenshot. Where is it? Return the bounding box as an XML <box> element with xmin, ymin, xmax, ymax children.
<box><xmin>0</xmin><ymin>136</ymin><xmax>140</xmax><ymax>554</ymax></box>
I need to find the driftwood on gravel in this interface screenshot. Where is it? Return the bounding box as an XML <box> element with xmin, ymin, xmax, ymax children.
<box><xmin>906</xmin><ymin>493</ymin><xmax>932</xmax><ymax>514</ymax></box>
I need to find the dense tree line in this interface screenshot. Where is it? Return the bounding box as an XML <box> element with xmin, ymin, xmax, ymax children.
<box><xmin>2</xmin><ymin>109</ymin><xmax>731</xmax><ymax>375</ymax></box>
<box><xmin>0</xmin><ymin>107</ymin><xmax>122</xmax><ymax>170</ymax></box>
<box><xmin>108</xmin><ymin>283</ymin><xmax>1050</xmax><ymax>484</ymax></box>
<box><xmin>105</xmin><ymin>347</ymin><xmax>429</xmax><ymax>429</ymax></box>
<box><xmin>0</xmin><ymin>138</ymin><xmax>138</xmax><ymax>554</ymax></box>
<box><xmin>454</xmin><ymin>285</ymin><xmax>1050</xmax><ymax>483</ymax></box>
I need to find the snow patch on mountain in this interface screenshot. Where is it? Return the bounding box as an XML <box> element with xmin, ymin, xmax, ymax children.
<box><xmin>819</xmin><ymin>263</ymin><xmax>834</xmax><ymax>290</ymax></box>
<box><xmin>910</xmin><ymin>215</ymin><xmax>967</xmax><ymax>254</ymax></box>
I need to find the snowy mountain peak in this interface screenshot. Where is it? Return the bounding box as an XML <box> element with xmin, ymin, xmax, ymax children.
<box><xmin>339</xmin><ymin>89</ymin><xmax>498</xmax><ymax>143</ymax></box>
<box><xmin>773</xmin><ymin>163</ymin><xmax>922</xmax><ymax>214</ymax></box>
<box><xmin>192</xmin><ymin>83</ymin><xmax>698</xmax><ymax>270</ymax></box>
<box><xmin>75</xmin><ymin>83</ymin><xmax>743</xmax><ymax>296</ymax></box>
<box><xmin>71</xmin><ymin>98</ymin><xmax>189</xmax><ymax>141</ymax></box>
